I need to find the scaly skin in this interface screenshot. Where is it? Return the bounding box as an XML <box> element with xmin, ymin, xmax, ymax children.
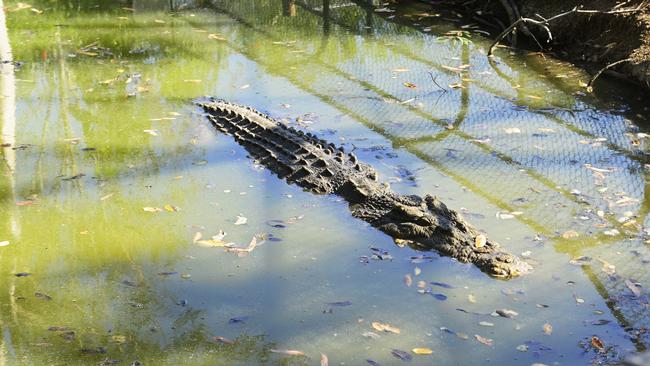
<box><xmin>197</xmin><ymin>98</ymin><xmax>532</xmax><ymax>278</ymax></box>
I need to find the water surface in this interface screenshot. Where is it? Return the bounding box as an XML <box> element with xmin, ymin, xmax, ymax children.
<box><xmin>1</xmin><ymin>0</ymin><xmax>650</xmax><ymax>365</ymax></box>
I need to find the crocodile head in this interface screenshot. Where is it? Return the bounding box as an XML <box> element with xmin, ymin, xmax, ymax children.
<box><xmin>482</xmin><ymin>251</ymin><xmax>533</xmax><ymax>279</ymax></box>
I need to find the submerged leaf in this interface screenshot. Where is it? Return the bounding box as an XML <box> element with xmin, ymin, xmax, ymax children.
<box><xmin>391</xmin><ymin>349</ymin><xmax>412</xmax><ymax>361</ymax></box>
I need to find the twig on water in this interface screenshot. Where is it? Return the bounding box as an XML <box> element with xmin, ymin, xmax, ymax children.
<box><xmin>428</xmin><ymin>72</ymin><xmax>447</xmax><ymax>93</ymax></box>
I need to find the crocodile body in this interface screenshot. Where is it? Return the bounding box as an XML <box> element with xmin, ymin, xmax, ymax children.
<box><xmin>197</xmin><ymin>98</ymin><xmax>531</xmax><ymax>278</ymax></box>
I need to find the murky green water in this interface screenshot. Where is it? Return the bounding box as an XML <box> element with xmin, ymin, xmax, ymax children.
<box><xmin>1</xmin><ymin>0</ymin><xmax>650</xmax><ymax>365</ymax></box>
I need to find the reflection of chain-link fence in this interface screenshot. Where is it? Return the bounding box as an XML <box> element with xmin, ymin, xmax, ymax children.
<box><xmin>211</xmin><ymin>0</ymin><xmax>650</xmax><ymax>348</ymax></box>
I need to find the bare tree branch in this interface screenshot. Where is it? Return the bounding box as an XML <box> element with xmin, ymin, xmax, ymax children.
<box><xmin>487</xmin><ymin>3</ymin><xmax>647</xmax><ymax>57</ymax></box>
<box><xmin>587</xmin><ymin>58</ymin><xmax>633</xmax><ymax>91</ymax></box>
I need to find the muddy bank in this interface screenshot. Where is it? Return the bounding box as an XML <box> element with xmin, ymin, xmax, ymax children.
<box><xmin>419</xmin><ymin>0</ymin><xmax>650</xmax><ymax>90</ymax></box>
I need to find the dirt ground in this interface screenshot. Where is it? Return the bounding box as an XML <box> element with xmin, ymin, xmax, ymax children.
<box><xmin>424</xmin><ymin>0</ymin><xmax>650</xmax><ymax>90</ymax></box>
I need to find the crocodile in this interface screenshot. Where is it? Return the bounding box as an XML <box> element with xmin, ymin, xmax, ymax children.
<box><xmin>196</xmin><ymin>98</ymin><xmax>532</xmax><ymax>278</ymax></box>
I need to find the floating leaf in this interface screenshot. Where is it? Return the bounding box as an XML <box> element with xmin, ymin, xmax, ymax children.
<box><xmin>412</xmin><ymin>348</ymin><xmax>433</xmax><ymax>355</ymax></box>
<box><xmin>391</xmin><ymin>349</ymin><xmax>412</xmax><ymax>361</ymax></box>
<box><xmin>208</xmin><ymin>33</ymin><xmax>226</xmax><ymax>41</ymax></box>
<box><xmin>321</xmin><ymin>353</ymin><xmax>329</xmax><ymax>366</ymax></box>
<box><xmin>590</xmin><ymin>336</ymin><xmax>605</xmax><ymax>351</ymax></box>
<box><xmin>142</xmin><ymin>207</ymin><xmax>162</xmax><ymax>213</ymax></box>
<box><xmin>503</xmin><ymin>127</ymin><xmax>521</xmax><ymax>134</ymax></box>
<box><xmin>496</xmin><ymin>309</ymin><xmax>518</xmax><ymax>318</ymax></box>
<box><xmin>542</xmin><ymin>323</ymin><xmax>553</xmax><ymax>335</ymax></box>
<box><xmin>414</xmin><ymin>267</ymin><xmax>421</xmax><ymax>276</ymax></box>
<box><xmin>474</xmin><ymin>334</ymin><xmax>494</xmax><ymax>346</ymax></box>
<box><xmin>362</xmin><ymin>331</ymin><xmax>380</xmax><ymax>339</ymax></box>
<box><xmin>474</xmin><ymin>234</ymin><xmax>486</xmax><ymax>248</ymax></box>
<box><xmin>100</xmin><ymin>193</ymin><xmax>113</xmax><ymax>201</ymax></box>
<box><xmin>270</xmin><ymin>349</ymin><xmax>306</xmax><ymax>356</ymax></box>
<box><xmin>625</xmin><ymin>279</ymin><xmax>641</xmax><ymax>297</ymax></box>
<box><xmin>562</xmin><ymin>230</ymin><xmax>579</xmax><ymax>239</ymax></box>
<box><xmin>404</xmin><ymin>274</ymin><xmax>412</xmax><ymax>287</ymax></box>
<box><xmin>598</xmin><ymin>258</ymin><xmax>616</xmax><ymax>276</ymax></box>
<box><xmin>468</xmin><ymin>294</ymin><xmax>477</xmax><ymax>303</ymax></box>
<box><xmin>212</xmin><ymin>336</ymin><xmax>234</xmax><ymax>345</ymax></box>
<box><xmin>569</xmin><ymin>256</ymin><xmax>592</xmax><ymax>266</ymax></box>
<box><xmin>372</xmin><ymin>321</ymin><xmax>400</xmax><ymax>334</ymax></box>
<box><xmin>164</xmin><ymin>204</ymin><xmax>179</xmax><ymax>212</ymax></box>
<box><xmin>403</xmin><ymin>82</ymin><xmax>417</xmax><ymax>89</ymax></box>
<box><xmin>234</xmin><ymin>215</ymin><xmax>248</xmax><ymax>225</ymax></box>
<box><xmin>35</xmin><ymin>292</ymin><xmax>52</xmax><ymax>301</ymax></box>
<box><xmin>143</xmin><ymin>129</ymin><xmax>158</xmax><ymax>136</ymax></box>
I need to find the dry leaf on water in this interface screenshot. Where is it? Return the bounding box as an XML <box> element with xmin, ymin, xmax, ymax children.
<box><xmin>320</xmin><ymin>353</ymin><xmax>329</xmax><ymax>366</ymax></box>
<box><xmin>562</xmin><ymin>230</ymin><xmax>579</xmax><ymax>239</ymax></box>
<box><xmin>591</xmin><ymin>336</ymin><xmax>605</xmax><ymax>351</ymax></box>
<box><xmin>234</xmin><ymin>215</ymin><xmax>248</xmax><ymax>225</ymax></box>
<box><xmin>372</xmin><ymin>321</ymin><xmax>400</xmax><ymax>334</ymax></box>
<box><xmin>625</xmin><ymin>279</ymin><xmax>641</xmax><ymax>297</ymax></box>
<box><xmin>404</xmin><ymin>274</ymin><xmax>412</xmax><ymax>287</ymax></box>
<box><xmin>100</xmin><ymin>193</ymin><xmax>114</xmax><ymax>201</ymax></box>
<box><xmin>412</xmin><ymin>348</ymin><xmax>433</xmax><ymax>355</ymax></box>
<box><xmin>212</xmin><ymin>336</ymin><xmax>234</xmax><ymax>345</ymax></box>
<box><xmin>542</xmin><ymin>323</ymin><xmax>553</xmax><ymax>335</ymax></box>
<box><xmin>270</xmin><ymin>349</ymin><xmax>306</xmax><ymax>356</ymax></box>
<box><xmin>474</xmin><ymin>234</ymin><xmax>486</xmax><ymax>248</ymax></box>
<box><xmin>164</xmin><ymin>204</ymin><xmax>179</xmax><ymax>212</ymax></box>
<box><xmin>474</xmin><ymin>334</ymin><xmax>494</xmax><ymax>346</ymax></box>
